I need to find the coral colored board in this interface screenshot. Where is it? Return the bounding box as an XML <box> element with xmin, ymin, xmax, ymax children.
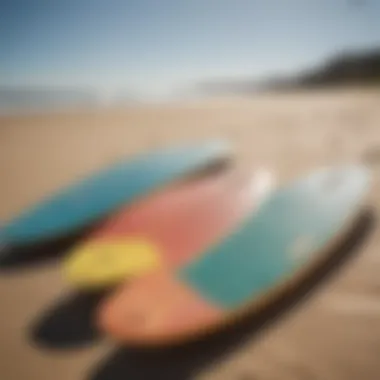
<box><xmin>64</xmin><ymin>167</ymin><xmax>275</xmax><ymax>289</ymax></box>
<box><xmin>98</xmin><ymin>165</ymin><xmax>371</xmax><ymax>346</ymax></box>
<box><xmin>0</xmin><ymin>140</ymin><xmax>231</xmax><ymax>246</ymax></box>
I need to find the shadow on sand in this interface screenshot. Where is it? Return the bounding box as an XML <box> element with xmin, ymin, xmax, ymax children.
<box><xmin>0</xmin><ymin>228</ymin><xmax>92</xmax><ymax>272</ymax></box>
<box><xmin>29</xmin><ymin>288</ymin><xmax>112</xmax><ymax>350</ymax></box>
<box><xmin>87</xmin><ymin>208</ymin><xmax>376</xmax><ymax>380</ymax></box>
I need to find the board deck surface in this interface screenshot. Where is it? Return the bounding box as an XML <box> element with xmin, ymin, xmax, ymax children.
<box><xmin>0</xmin><ymin>140</ymin><xmax>231</xmax><ymax>246</ymax></box>
<box><xmin>64</xmin><ymin>167</ymin><xmax>275</xmax><ymax>289</ymax></box>
<box><xmin>97</xmin><ymin>165</ymin><xmax>371</xmax><ymax>346</ymax></box>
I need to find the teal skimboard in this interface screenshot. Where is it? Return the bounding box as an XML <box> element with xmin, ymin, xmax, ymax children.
<box><xmin>98</xmin><ymin>164</ymin><xmax>371</xmax><ymax>346</ymax></box>
<box><xmin>0</xmin><ymin>140</ymin><xmax>231</xmax><ymax>247</ymax></box>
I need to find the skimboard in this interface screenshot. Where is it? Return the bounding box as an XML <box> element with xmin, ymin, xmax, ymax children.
<box><xmin>97</xmin><ymin>164</ymin><xmax>371</xmax><ymax>346</ymax></box>
<box><xmin>64</xmin><ymin>167</ymin><xmax>276</xmax><ymax>289</ymax></box>
<box><xmin>0</xmin><ymin>140</ymin><xmax>231</xmax><ymax>247</ymax></box>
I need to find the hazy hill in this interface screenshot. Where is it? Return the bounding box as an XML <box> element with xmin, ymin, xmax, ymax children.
<box><xmin>296</xmin><ymin>48</ymin><xmax>380</xmax><ymax>88</ymax></box>
<box><xmin>196</xmin><ymin>47</ymin><xmax>380</xmax><ymax>95</ymax></box>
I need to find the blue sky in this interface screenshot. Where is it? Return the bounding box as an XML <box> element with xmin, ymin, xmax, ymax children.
<box><xmin>1</xmin><ymin>0</ymin><xmax>380</xmax><ymax>99</ymax></box>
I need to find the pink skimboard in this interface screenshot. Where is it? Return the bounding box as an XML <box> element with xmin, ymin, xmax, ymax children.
<box><xmin>64</xmin><ymin>167</ymin><xmax>275</xmax><ymax>290</ymax></box>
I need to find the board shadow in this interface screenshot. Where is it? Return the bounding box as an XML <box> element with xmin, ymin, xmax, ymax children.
<box><xmin>87</xmin><ymin>208</ymin><xmax>376</xmax><ymax>380</ymax></box>
<box><xmin>0</xmin><ymin>228</ymin><xmax>92</xmax><ymax>272</ymax></box>
<box><xmin>29</xmin><ymin>289</ymin><xmax>112</xmax><ymax>350</ymax></box>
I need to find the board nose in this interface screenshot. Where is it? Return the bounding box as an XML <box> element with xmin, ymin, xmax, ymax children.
<box><xmin>64</xmin><ymin>238</ymin><xmax>162</xmax><ymax>289</ymax></box>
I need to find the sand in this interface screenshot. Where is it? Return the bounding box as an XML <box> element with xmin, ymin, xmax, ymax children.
<box><xmin>1</xmin><ymin>88</ymin><xmax>380</xmax><ymax>379</ymax></box>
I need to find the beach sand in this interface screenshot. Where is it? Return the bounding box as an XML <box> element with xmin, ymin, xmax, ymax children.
<box><xmin>1</xmin><ymin>89</ymin><xmax>380</xmax><ymax>379</ymax></box>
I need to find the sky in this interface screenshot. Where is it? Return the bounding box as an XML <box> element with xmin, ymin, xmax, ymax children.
<box><xmin>1</xmin><ymin>0</ymin><xmax>380</xmax><ymax>100</ymax></box>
